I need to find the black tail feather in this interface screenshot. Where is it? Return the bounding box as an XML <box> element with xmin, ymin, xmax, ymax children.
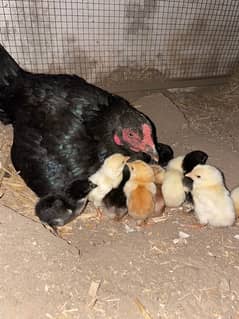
<box><xmin>0</xmin><ymin>44</ymin><xmax>22</xmax><ymax>124</ymax></box>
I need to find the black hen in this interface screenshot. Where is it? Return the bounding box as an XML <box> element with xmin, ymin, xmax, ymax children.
<box><xmin>0</xmin><ymin>45</ymin><xmax>172</xmax><ymax>226</ymax></box>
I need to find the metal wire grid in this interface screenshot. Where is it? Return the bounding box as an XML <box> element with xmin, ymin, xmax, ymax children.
<box><xmin>0</xmin><ymin>0</ymin><xmax>239</xmax><ymax>83</ymax></box>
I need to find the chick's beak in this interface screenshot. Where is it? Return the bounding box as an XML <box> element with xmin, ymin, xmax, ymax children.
<box><xmin>185</xmin><ymin>172</ymin><xmax>193</xmax><ymax>179</ymax></box>
<box><xmin>145</xmin><ymin>145</ymin><xmax>159</xmax><ymax>162</ymax></box>
<box><xmin>126</xmin><ymin>162</ymin><xmax>132</xmax><ymax>169</ymax></box>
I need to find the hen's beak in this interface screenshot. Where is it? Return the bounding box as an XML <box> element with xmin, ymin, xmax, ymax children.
<box><xmin>145</xmin><ymin>145</ymin><xmax>159</xmax><ymax>162</ymax></box>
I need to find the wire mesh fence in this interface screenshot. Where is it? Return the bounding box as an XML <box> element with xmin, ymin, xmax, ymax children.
<box><xmin>0</xmin><ymin>0</ymin><xmax>239</xmax><ymax>84</ymax></box>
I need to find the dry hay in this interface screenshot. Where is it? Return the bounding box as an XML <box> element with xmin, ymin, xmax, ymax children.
<box><xmin>0</xmin><ymin>125</ymin><xmax>38</xmax><ymax>221</ymax></box>
<box><xmin>0</xmin><ymin>160</ymin><xmax>98</xmax><ymax>225</ymax></box>
<box><xmin>0</xmin><ymin>163</ymin><xmax>38</xmax><ymax>220</ymax></box>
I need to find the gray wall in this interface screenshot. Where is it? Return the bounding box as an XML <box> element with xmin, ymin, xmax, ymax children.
<box><xmin>1</xmin><ymin>0</ymin><xmax>239</xmax><ymax>83</ymax></box>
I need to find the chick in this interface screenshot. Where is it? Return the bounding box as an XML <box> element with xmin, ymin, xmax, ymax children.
<box><xmin>186</xmin><ymin>164</ymin><xmax>236</xmax><ymax>227</ymax></box>
<box><xmin>35</xmin><ymin>179</ymin><xmax>96</xmax><ymax>227</ymax></box>
<box><xmin>182</xmin><ymin>150</ymin><xmax>209</xmax><ymax>205</ymax></box>
<box><xmin>151</xmin><ymin>164</ymin><xmax>165</xmax><ymax>184</ymax></box>
<box><xmin>161</xmin><ymin>156</ymin><xmax>185</xmax><ymax>208</ymax></box>
<box><xmin>230</xmin><ymin>186</ymin><xmax>239</xmax><ymax>218</ymax></box>
<box><xmin>88</xmin><ymin>153</ymin><xmax>129</xmax><ymax>208</ymax></box>
<box><xmin>161</xmin><ymin>151</ymin><xmax>209</xmax><ymax>208</ymax></box>
<box><xmin>151</xmin><ymin>165</ymin><xmax>166</xmax><ymax>216</ymax></box>
<box><xmin>154</xmin><ymin>184</ymin><xmax>166</xmax><ymax>217</ymax></box>
<box><xmin>102</xmin><ymin>165</ymin><xmax>130</xmax><ymax>220</ymax></box>
<box><xmin>124</xmin><ymin>160</ymin><xmax>156</xmax><ymax>225</ymax></box>
<box><xmin>182</xmin><ymin>150</ymin><xmax>208</xmax><ymax>174</ymax></box>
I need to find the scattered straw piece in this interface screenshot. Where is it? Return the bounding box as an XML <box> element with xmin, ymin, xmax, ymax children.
<box><xmin>179</xmin><ymin>231</ymin><xmax>190</xmax><ymax>239</ymax></box>
<box><xmin>0</xmin><ymin>156</ymin><xmax>9</xmax><ymax>187</ymax></box>
<box><xmin>150</xmin><ymin>216</ymin><xmax>167</xmax><ymax>223</ymax></box>
<box><xmin>173</xmin><ymin>238</ymin><xmax>187</xmax><ymax>245</ymax></box>
<box><xmin>134</xmin><ymin>297</ymin><xmax>153</xmax><ymax>319</ymax></box>
<box><xmin>87</xmin><ymin>280</ymin><xmax>101</xmax><ymax>308</ymax></box>
<box><xmin>78</xmin><ymin>211</ymin><xmax>98</xmax><ymax>220</ymax></box>
<box><xmin>124</xmin><ymin>224</ymin><xmax>136</xmax><ymax>233</ymax></box>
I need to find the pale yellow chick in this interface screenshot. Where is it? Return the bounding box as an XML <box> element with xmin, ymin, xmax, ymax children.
<box><xmin>161</xmin><ymin>156</ymin><xmax>186</xmax><ymax>207</ymax></box>
<box><xmin>230</xmin><ymin>186</ymin><xmax>239</xmax><ymax>218</ymax></box>
<box><xmin>88</xmin><ymin>153</ymin><xmax>129</xmax><ymax>207</ymax></box>
<box><xmin>186</xmin><ymin>164</ymin><xmax>236</xmax><ymax>227</ymax></box>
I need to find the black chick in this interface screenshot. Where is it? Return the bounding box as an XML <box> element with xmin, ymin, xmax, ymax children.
<box><xmin>0</xmin><ymin>45</ymin><xmax>166</xmax><ymax>226</ymax></box>
<box><xmin>156</xmin><ymin>142</ymin><xmax>174</xmax><ymax>167</ymax></box>
<box><xmin>182</xmin><ymin>150</ymin><xmax>208</xmax><ymax>174</ymax></box>
<box><xmin>36</xmin><ymin>179</ymin><xmax>96</xmax><ymax>227</ymax></box>
<box><xmin>182</xmin><ymin>150</ymin><xmax>208</xmax><ymax>203</ymax></box>
<box><xmin>103</xmin><ymin>164</ymin><xmax>130</xmax><ymax>219</ymax></box>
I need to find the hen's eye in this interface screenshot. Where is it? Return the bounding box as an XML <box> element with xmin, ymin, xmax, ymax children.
<box><xmin>128</xmin><ymin>132</ymin><xmax>134</xmax><ymax>137</ymax></box>
<box><xmin>196</xmin><ymin>175</ymin><xmax>201</xmax><ymax>178</ymax></box>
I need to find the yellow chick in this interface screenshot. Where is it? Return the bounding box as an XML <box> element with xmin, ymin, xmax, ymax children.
<box><xmin>88</xmin><ymin>153</ymin><xmax>129</xmax><ymax>207</ymax></box>
<box><xmin>230</xmin><ymin>186</ymin><xmax>239</xmax><ymax>218</ymax></box>
<box><xmin>124</xmin><ymin>160</ymin><xmax>156</xmax><ymax>225</ymax></box>
<box><xmin>161</xmin><ymin>156</ymin><xmax>186</xmax><ymax>208</ymax></box>
<box><xmin>186</xmin><ymin>164</ymin><xmax>236</xmax><ymax>227</ymax></box>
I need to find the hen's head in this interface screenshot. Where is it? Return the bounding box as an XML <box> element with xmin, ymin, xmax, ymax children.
<box><xmin>111</xmin><ymin>102</ymin><xmax>158</xmax><ymax>162</ymax></box>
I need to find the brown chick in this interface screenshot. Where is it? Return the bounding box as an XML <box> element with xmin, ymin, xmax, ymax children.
<box><xmin>124</xmin><ymin>160</ymin><xmax>156</xmax><ymax>225</ymax></box>
<box><xmin>153</xmin><ymin>184</ymin><xmax>166</xmax><ymax>217</ymax></box>
<box><xmin>151</xmin><ymin>164</ymin><xmax>165</xmax><ymax>184</ymax></box>
<box><xmin>151</xmin><ymin>165</ymin><xmax>166</xmax><ymax>217</ymax></box>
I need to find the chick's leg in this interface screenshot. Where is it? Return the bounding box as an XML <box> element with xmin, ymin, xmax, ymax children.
<box><xmin>96</xmin><ymin>207</ymin><xmax>104</xmax><ymax>219</ymax></box>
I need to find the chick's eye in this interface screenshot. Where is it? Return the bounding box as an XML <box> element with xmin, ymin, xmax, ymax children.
<box><xmin>196</xmin><ymin>175</ymin><xmax>201</xmax><ymax>178</ymax></box>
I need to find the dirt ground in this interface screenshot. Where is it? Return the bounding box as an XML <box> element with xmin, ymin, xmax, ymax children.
<box><xmin>1</xmin><ymin>76</ymin><xmax>239</xmax><ymax>319</ymax></box>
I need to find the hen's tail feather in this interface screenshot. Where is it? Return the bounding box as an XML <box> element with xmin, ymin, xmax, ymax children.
<box><xmin>0</xmin><ymin>44</ymin><xmax>22</xmax><ymax>124</ymax></box>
